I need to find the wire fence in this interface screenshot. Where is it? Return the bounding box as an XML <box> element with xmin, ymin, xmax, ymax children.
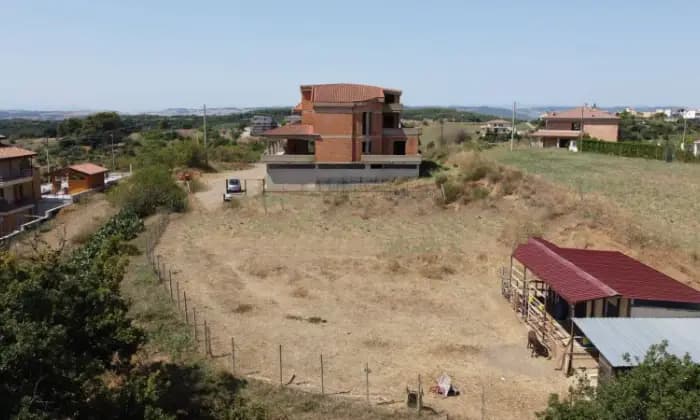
<box><xmin>141</xmin><ymin>214</ymin><xmax>459</xmax><ymax>416</ymax></box>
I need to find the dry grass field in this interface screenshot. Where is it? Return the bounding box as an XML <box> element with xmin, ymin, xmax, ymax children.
<box><xmin>486</xmin><ymin>146</ymin><xmax>700</xmax><ymax>254</ymax></box>
<box><xmin>148</xmin><ymin>153</ymin><xmax>700</xmax><ymax>418</ymax></box>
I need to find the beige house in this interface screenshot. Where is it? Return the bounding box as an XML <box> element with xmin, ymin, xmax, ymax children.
<box><xmin>532</xmin><ymin>107</ymin><xmax>620</xmax><ymax>148</ymax></box>
<box><xmin>0</xmin><ymin>145</ymin><xmax>41</xmax><ymax>237</ymax></box>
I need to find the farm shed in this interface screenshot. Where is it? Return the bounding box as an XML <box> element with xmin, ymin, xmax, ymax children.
<box><xmin>501</xmin><ymin>237</ymin><xmax>700</xmax><ymax>374</ymax></box>
<box><xmin>50</xmin><ymin>163</ymin><xmax>108</xmax><ymax>196</ymax></box>
<box><xmin>573</xmin><ymin>318</ymin><xmax>700</xmax><ymax>381</ymax></box>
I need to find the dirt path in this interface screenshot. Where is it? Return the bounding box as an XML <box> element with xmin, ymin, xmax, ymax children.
<box><xmin>153</xmin><ymin>178</ymin><xmax>574</xmax><ymax>419</ymax></box>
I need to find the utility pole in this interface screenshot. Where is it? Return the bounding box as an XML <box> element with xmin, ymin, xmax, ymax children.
<box><xmin>45</xmin><ymin>136</ymin><xmax>50</xmax><ymax>174</ymax></box>
<box><xmin>510</xmin><ymin>101</ymin><xmax>516</xmax><ymax>151</ymax></box>
<box><xmin>203</xmin><ymin>104</ymin><xmax>208</xmax><ymax>166</ymax></box>
<box><xmin>682</xmin><ymin>117</ymin><xmax>688</xmax><ymax>146</ymax></box>
<box><xmin>110</xmin><ymin>133</ymin><xmax>116</xmax><ymax>170</ymax></box>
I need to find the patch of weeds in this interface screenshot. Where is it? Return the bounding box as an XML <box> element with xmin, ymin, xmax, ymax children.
<box><xmin>233</xmin><ymin>303</ymin><xmax>254</xmax><ymax>314</ymax></box>
<box><xmin>291</xmin><ymin>286</ymin><xmax>309</xmax><ymax>298</ymax></box>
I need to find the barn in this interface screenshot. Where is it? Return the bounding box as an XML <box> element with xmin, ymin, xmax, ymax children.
<box><xmin>501</xmin><ymin>237</ymin><xmax>700</xmax><ymax>374</ymax></box>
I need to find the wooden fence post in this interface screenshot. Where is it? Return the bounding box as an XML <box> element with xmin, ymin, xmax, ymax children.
<box><xmin>231</xmin><ymin>337</ymin><xmax>235</xmax><ymax>374</ymax></box>
<box><xmin>176</xmin><ymin>281</ymin><xmax>181</xmax><ymax>310</ymax></box>
<box><xmin>364</xmin><ymin>363</ymin><xmax>371</xmax><ymax>403</ymax></box>
<box><xmin>184</xmin><ymin>291</ymin><xmax>188</xmax><ymax>324</ymax></box>
<box><xmin>168</xmin><ymin>270</ymin><xmax>173</xmax><ymax>301</ymax></box>
<box><xmin>320</xmin><ymin>354</ymin><xmax>324</xmax><ymax>395</ymax></box>
<box><xmin>418</xmin><ymin>374</ymin><xmax>423</xmax><ymax>412</ymax></box>
<box><xmin>193</xmin><ymin>308</ymin><xmax>197</xmax><ymax>342</ymax></box>
<box><xmin>278</xmin><ymin>344</ymin><xmax>283</xmax><ymax>385</ymax></box>
<box><xmin>203</xmin><ymin>319</ymin><xmax>208</xmax><ymax>355</ymax></box>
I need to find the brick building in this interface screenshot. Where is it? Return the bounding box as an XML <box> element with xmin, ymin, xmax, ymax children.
<box><xmin>0</xmin><ymin>145</ymin><xmax>41</xmax><ymax>237</ymax></box>
<box><xmin>261</xmin><ymin>83</ymin><xmax>421</xmax><ymax>184</ymax></box>
<box><xmin>532</xmin><ymin>107</ymin><xmax>620</xmax><ymax>148</ymax></box>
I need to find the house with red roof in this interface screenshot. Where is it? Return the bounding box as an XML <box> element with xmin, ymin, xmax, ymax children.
<box><xmin>532</xmin><ymin>107</ymin><xmax>620</xmax><ymax>148</ymax></box>
<box><xmin>502</xmin><ymin>237</ymin><xmax>700</xmax><ymax>372</ymax></box>
<box><xmin>50</xmin><ymin>162</ymin><xmax>108</xmax><ymax>196</ymax></box>
<box><xmin>0</xmin><ymin>144</ymin><xmax>41</xmax><ymax>237</ymax></box>
<box><xmin>260</xmin><ymin>83</ymin><xmax>421</xmax><ymax>184</ymax></box>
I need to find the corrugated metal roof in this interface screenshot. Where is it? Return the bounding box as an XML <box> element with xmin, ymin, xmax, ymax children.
<box><xmin>513</xmin><ymin>238</ymin><xmax>700</xmax><ymax>304</ymax></box>
<box><xmin>545</xmin><ymin>107</ymin><xmax>619</xmax><ymax>120</ymax></box>
<box><xmin>514</xmin><ymin>238</ymin><xmax>618</xmax><ymax>303</ymax></box>
<box><xmin>574</xmin><ymin>318</ymin><xmax>700</xmax><ymax>367</ymax></box>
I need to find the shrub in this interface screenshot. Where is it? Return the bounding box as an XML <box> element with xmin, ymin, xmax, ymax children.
<box><xmin>109</xmin><ymin>165</ymin><xmax>187</xmax><ymax>216</ymax></box>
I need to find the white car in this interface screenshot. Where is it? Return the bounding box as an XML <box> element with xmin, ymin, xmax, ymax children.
<box><xmin>223</xmin><ymin>178</ymin><xmax>243</xmax><ymax>201</ymax></box>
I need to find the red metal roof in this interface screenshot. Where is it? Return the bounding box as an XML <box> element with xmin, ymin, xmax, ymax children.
<box><xmin>514</xmin><ymin>238</ymin><xmax>700</xmax><ymax>304</ymax></box>
<box><xmin>68</xmin><ymin>162</ymin><xmax>108</xmax><ymax>175</ymax></box>
<box><xmin>303</xmin><ymin>83</ymin><xmax>388</xmax><ymax>103</ymax></box>
<box><xmin>0</xmin><ymin>146</ymin><xmax>36</xmax><ymax>160</ymax></box>
<box><xmin>261</xmin><ymin>123</ymin><xmax>317</xmax><ymax>137</ymax></box>
<box><xmin>545</xmin><ymin>107</ymin><xmax>619</xmax><ymax>120</ymax></box>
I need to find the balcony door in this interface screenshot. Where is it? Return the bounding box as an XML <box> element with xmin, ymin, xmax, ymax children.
<box><xmin>393</xmin><ymin>141</ymin><xmax>406</xmax><ymax>155</ymax></box>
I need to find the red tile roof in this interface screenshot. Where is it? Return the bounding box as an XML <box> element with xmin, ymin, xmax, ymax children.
<box><xmin>545</xmin><ymin>107</ymin><xmax>619</xmax><ymax>120</ymax></box>
<box><xmin>69</xmin><ymin>162</ymin><xmax>108</xmax><ymax>175</ymax></box>
<box><xmin>514</xmin><ymin>238</ymin><xmax>700</xmax><ymax>304</ymax></box>
<box><xmin>0</xmin><ymin>146</ymin><xmax>36</xmax><ymax>160</ymax></box>
<box><xmin>303</xmin><ymin>83</ymin><xmax>389</xmax><ymax>103</ymax></box>
<box><xmin>261</xmin><ymin>123</ymin><xmax>317</xmax><ymax>137</ymax></box>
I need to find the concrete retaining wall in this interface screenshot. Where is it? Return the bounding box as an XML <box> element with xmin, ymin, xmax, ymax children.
<box><xmin>267</xmin><ymin>163</ymin><xmax>419</xmax><ymax>185</ymax></box>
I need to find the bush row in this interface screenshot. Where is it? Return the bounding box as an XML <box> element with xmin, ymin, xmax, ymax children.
<box><xmin>581</xmin><ymin>139</ymin><xmax>700</xmax><ymax>163</ymax></box>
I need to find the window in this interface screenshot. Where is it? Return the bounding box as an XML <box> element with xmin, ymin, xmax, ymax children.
<box><xmin>572</xmin><ymin>122</ymin><xmax>581</xmax><ymax>130</ymax></box>
<box><xmin>362</xmin><ymin>112</ymin><xmax>371</xmax><ymax>135</ymax></box>
<box><xmin>362</xmin><ymin>140</ymin><xmax>371</xmax><ymax>154</ymax></box>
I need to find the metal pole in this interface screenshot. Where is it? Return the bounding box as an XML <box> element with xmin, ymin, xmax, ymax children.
<box><xmin>203</xmin><ymin>104</ymin><xmax>208</xmax><ymax>166</ymax></box>
<box><xmin>111</xmin><ymin>133</ymin><xmax>115</xmax><ymax>170</ymax></box>
<box><xmin>510</xmin><ymin>101</ymin><xmax>516</xmax><ymax>151</ymax></box>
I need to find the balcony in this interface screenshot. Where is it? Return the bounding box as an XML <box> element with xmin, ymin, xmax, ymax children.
<box><xmin>0</xmin><ymin>168</ymin><xmax>34</xmax><ymax>186</ymax></box>
<box><xmin>0</xmin><ymin>198</ymin><xmax>35</xmax><ymax>214</ymax></box>
<box><xmin>382</xmin><ymin>127</ymin><xmax>422</xmax><ymax>137</ymax></box>
<box><xmin>261</xmin><ymin>154</ymin><xmax>316</xmax><ymax>164</ymax></box>
<box><xmin>361</xmin><ymin>154</ymin><xmax>422</xmax><ymax>164</ymax></box>
<box><xmin>383</xmin><ymin>102</ymin><xmax>403</xmax><ymax>112</ymax></box>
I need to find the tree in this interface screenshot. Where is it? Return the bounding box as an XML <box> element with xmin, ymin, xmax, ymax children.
<box><xmin>57</xmin><ymin>117</ymin><xmax>83</xmax><ymax>136</ymax></box>
<box><xmin>538</xmin><ymin>341</ymin><xmax>700</xmax><ymax>420</ymax></box>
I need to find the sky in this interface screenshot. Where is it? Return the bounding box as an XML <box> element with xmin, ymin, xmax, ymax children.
<box><xmin>1</xmin><ymin>0</ymin><xmax>699</xmax><ymax>111</ymax></box>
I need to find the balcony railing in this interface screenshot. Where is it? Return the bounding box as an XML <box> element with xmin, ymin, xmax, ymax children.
<box><xmin>261</xmin><ymin>154</ymin><xmax>316</xmax><ymax>164</ymax></box>
<box><xmin>0</xmin><ymin>198</ymin><xmax>35</xmax><ymax>213</ymax></box>
<box><xmin>0</xmin><ymin>168</ymin><xmax>34</xmax><ymax>183</ymax></box>
<box><xmin>361</xmin><ymin>154</ymin><xmax>422</xmax><ymax>163</ymax></box>
<box><xmin>382</xmin><ymin>127</ymin><xmax>422</xmax><ymax>137</ymax></box>
<box><xmin>383</xmin><ymin>102</ymin><xmax>403</xmax><ymax>112</ymax></box>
